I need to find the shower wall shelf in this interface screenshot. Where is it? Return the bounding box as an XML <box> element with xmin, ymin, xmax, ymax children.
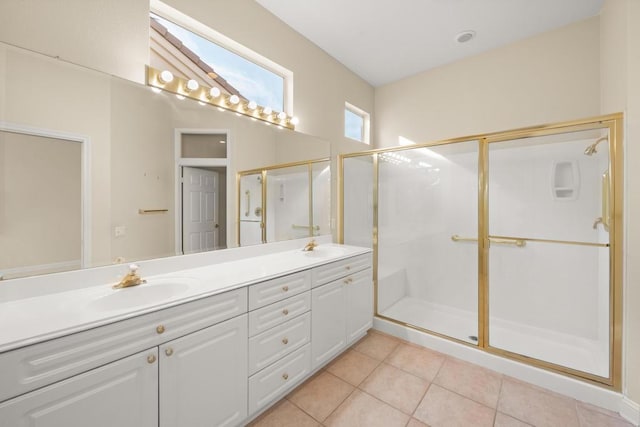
<box><xmin>552</xmin><ymin>160</ymin><xmax>579</xmax><ymax>200</ymax></box>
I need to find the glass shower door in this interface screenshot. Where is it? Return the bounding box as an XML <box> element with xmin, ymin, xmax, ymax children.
<box><xmin>376</xmin><ymin>141</ymin><xmax>479</xmax><ymax>344</ymax></box>
<box><xmin>487</xmin><ymin>129</ymin><xmax>611</xmax><ymax>378</ymax></box>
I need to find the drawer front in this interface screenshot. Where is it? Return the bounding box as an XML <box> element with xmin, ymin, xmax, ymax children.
<box><xmin>159</xmin><ymin>288</ymin><xmax>247</xmax><ymax>343</ymax></box>
<box><xmin>248</xmin><ymin>312</ymin><xmax>310</xmax><ymax>376</ymax></box>
<box><xmin>248</xmin><ymin>271</ymin><xmax>310</xmax><ymax>310</ymax></box>
<box><xmin>0</xmin><ymin>288</ymin><xmax>247</xmax><ymax>403</ymax></box>
<box><xmin>248</xmin><ymin>292</ymin><xmax>310</xmax><ymax>337</ymax></box>
<box><xmin>248</xmin><ymin>344</ymin><xmax>311</xmax><ymax>415</ymax></box>
<box><xmin>311</xmin><ymin>253</ymin><xmax>372</xmax><ymax>287</ymax></box>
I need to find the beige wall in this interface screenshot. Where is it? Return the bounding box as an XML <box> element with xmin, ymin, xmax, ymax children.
<box><xmin>0</xmin><ymin>0</ymin><xmax>374</xmax><ymax>155</ymax></box>
<box><xmin>0</xmin><ymin>45</ymin><xmax>113</xmax><ymax>267</ymax></box>
<box><xmin>374</xmin><ymin>17</ymin><xmax>601</xmax><ymax>147</ymax></box>
<box><xmin>161</xmin><ymin>0</ymin><xmax>374</xmax><ymax>150</ymax></box>
<box><xmin>601</xmin><ymin>0</ymin><xmax>640</xmax><ymax>404</ymax></box>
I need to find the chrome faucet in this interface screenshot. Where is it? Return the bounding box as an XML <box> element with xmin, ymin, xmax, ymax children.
<box><xmin>302</xmin><ymin>239</ymin><xmax>318</xmax><ymax>252</ymax></box>
<box><xmin>113</xmin><ymin>264</ymin><xmax>147</xmax><ymax>289</ymax></box>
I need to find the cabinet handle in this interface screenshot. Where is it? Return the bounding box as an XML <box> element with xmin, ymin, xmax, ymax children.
<box><xmin>346</xmin><ymin>265</ymin><xmax>351</xmax><ymax>270</ymax></box>
<box><xmin>156</xmin><ymin>325</ymin><xmax>165</xmax><ymax>334</ymax></box>
<box><xmin>282</xmin><ymin>309</ymin><xmax>289</xmax><ymax>315</ymax></box>
<box><xmin>282</xmin><ymin>285</ymin><xmax>289</xmax><ymax>292</ymax></box>
<box><xmin>282</xmin><ymin>373</ymin><xmax>289</xmax><ymax>380</ymax></box>
<box><xmin>344</xmin><ymin>278</ymin><xmax>353</xmax><ymax>285</ymax></box>
<box><xmin>147</xmin><ymin>354</ymin><xmax>157</xmax><ymax>364</ymax></box>
<box><xmin>282</xmin><ymin>337</ymin><xmax>289</xmax><ymax>345</ymax></box>
<box><xmin>165</xmin><ymin>348</ymin><xmax>174</xmax><ymax>357</ymax></box>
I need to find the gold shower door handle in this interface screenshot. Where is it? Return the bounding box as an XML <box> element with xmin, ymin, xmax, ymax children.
<box><xmin>601</xmin><ymin>170</ymin><xmax>610</xmax><ymax>232</ymax></box>
<box><xmin>488</xmin><ymin>237</ymin><xmax>526</xmax><ymax>247</ymax></box>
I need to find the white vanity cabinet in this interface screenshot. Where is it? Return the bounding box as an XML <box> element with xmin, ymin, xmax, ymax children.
<box><xmin>0</xmin><ymin>288</ymin><xmax>248</xmax><ymax>427</ymax></box>
<box><xmin>0</xmin><ymin>244</ymin><xmax>373</xmax><ymax>427</ymax></box>
<box><xmin>311</xmin><ymin>254</ymin><xmax>373</xmax><ymax>369</ymax></box>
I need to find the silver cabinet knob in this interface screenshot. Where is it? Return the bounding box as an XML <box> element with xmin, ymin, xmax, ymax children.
<box><xmin>282</xmin><ymin>338</ymin><xmax>289</xmax><ymax>345</ymax></box>
<box><xmin>147</xmin><ymin>354</ymin><xmax>156</xmax><ymax>364</ymax></box>
<box><xmin>165</xmin><ymin>347</ymin><xmax>174</xmax><ymax>357</ymax></box>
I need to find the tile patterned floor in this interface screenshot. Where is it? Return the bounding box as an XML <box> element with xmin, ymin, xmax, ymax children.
<box><xmin>249</xmin><ymin>330</ymin><xmax>633</xmax><ymax>427</ymax></box>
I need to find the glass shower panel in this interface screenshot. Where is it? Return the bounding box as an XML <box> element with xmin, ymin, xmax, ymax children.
<box><xmin>239</xmin><ymin>173</ymin><xmax>263</xmax><ymax>246</ymax></box>
<box><xmin>377</xmin><ymin>142</ymin><xmax>479</xmax><ymax>344</ymax></box>
<box><xmin>265</xmin><ymin>165</ymin><xmax>310</xmax><ymax>242</ymax></box>
<box><xmin>312</xmin><ymin>161</ymin><xmax>331</xmax><ymax>236</ymax></box>
<box><xmin>488</xmin><ymin>128</ymin><xmax>611</xmax><ymax>377</ymax></box>
<box><xmin>342</xmin><ymin>155</ymin><xmax>374</xmax><ymax>248</ymax></box>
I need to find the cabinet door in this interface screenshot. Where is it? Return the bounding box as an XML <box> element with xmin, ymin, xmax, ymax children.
<box><xmin>311</xmin><ymin>280</ymin><xmax>346</xmax><ymax>369</ymax></box>
<box><xmin>0</xmin><ymin>349</ymin><xmax>158</xmax><ymax>427</ymax></box>
<box><xmin>346</xmin><ymin>268</ymin><xmax>374</xmax><ymax>345</ymax></box>
<box><xmin>159</xmin><ymin>314</ymin><xmax>248</xmax><ymax>427</ymax></box>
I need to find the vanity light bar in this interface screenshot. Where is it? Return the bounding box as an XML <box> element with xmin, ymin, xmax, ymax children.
<box><xmin>146</xmin><ymin>66</ymin><xmax>297</xmax><ymax>130</ymax></box>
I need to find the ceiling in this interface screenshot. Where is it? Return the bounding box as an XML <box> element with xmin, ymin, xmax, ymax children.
<box><xmin>255</xmin><ymin>0</ymin><xmax>604</xmax><ymax>87</ymax></box>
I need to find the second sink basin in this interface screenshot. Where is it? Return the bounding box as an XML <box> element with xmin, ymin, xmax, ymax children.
<box><xmin>302</xmin><ymin>245</ymin><xmax>349</xmax><ymax>258</ymax></box>
<box><xmin>89</xmin><ymin>278</ymin><xmax>198</xmax><ymax>311</ymax></box>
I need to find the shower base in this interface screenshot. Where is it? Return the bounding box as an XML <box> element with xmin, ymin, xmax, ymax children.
<box><xmin>381</xmin><ymin>296</ymin><xmax>608</xmax><ymax>378</ymax></box>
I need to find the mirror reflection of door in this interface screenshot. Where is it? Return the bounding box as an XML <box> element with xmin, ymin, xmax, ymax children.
<box><xmin>177</xmin><ymin>131</ymin><xmax>228</xmax><ymax>254</ymax></box>
<box><xmin>182</xmin><ymin>166</ymin><xmax>219</xmax><ymax>254</ymax></box>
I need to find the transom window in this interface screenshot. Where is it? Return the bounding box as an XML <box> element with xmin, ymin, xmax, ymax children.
<box><xmin>344</xmin><ymin>102</ymin><xmax>370</xmax><ymax>144</ymax></box>
<box><xmin>150</xmin><ymin>11</ymin><xmax>288</xmax><ymax>113</ymax></box>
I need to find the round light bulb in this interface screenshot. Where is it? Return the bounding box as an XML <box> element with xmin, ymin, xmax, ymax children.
<box><xmin>290</xmin><ymin>116</ymin><xmax>300</xmax><ymax>125</ymax></box>
<box><xmin>209</xmin><ymin>87</ymin><xmax>221</xmax><ymax>98</ymax></box>
<box><xmin>263</xmin><ymin>106</ymin><xmax>273</xmax><ymax>116</ymax></box>
<box><xmin>247</xmin><ymin>100</ymin><xmax>257</xmax><ymax>111</ymax></box>
<box><xmin>229</xmin><ymin>94</ymin><xmax>240</xmax><ymax>105</ymax></box>
<box><xmin>185</xmin><ymin>79</ymin><xmax>199</xmax><ymax>92</ymax></box>
<box><xmin>159</xmin><ymin>70</ymin><xmax>174</xmax><ymax>84</ymax></box>
<box><xmin>277</xmin><ymin>111</ymin><xmax>287</xmax><ymax>121</ymax></box>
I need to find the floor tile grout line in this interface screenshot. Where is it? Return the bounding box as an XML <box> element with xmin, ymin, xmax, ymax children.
<box><xmin>356</xmin><ymin>361</ymin><xmax>430</xmax><ymax>416</ymax></box>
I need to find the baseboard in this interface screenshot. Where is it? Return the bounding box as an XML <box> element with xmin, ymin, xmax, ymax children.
<box><xmin>620</xmin><ymin>397</ymin><xmax>640</xmax><ymax>426</ymax></box>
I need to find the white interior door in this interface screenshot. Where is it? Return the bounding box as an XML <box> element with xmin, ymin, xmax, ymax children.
<box><xmin>182</xmin><ymin>167</ymin><xmax>219</xmax><ymax>254</ymax></box>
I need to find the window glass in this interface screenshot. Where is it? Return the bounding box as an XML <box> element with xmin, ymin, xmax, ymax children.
<box><xmin>345</xmin><ymin>103</ymin><xmax>370</xmax><ymax>144</ymax></box>
<box><xmin>151</xmin><ymin>13</ymin><xmax>284</xmax><ymax>112</ymax></box>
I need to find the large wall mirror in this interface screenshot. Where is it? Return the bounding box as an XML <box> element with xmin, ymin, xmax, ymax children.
<box><xmin>0</xmin><ymin>42</ymin><xmax>330</xmax><ymax>280</ymax></box>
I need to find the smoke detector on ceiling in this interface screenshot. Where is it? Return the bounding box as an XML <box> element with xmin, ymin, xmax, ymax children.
<box><xmin>455</xmin><ymin>30</ymin><xmax>476</xmax><ymax>44</ymax></box>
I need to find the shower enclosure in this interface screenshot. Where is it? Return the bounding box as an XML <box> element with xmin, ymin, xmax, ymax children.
<box><xmin>339</xmin><ymin>114</ymin><xmax>623</xmax><ymax>388</ymax></box>
<box><xmin>238</xmin><ymin>158</ymin><xmax>331</xmax><ymax>245</ymax></box>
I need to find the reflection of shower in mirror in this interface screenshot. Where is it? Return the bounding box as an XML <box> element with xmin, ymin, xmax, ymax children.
<box><xmin>584</xmin><ymin>136</ymin><xmax>608</xmax><ymax>156</ymax></box>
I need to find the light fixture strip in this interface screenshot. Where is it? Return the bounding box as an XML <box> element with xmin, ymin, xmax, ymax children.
<box><xmin>146</xmin><ymin>66</ymin><xmax>296</xmax><ymax>130</ymax></box>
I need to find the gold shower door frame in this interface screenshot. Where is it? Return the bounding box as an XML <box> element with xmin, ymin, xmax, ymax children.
<box><xmin>337</xmin><ymin>113</ymin><xmax>623</xmax><ymax>389</ymax></box>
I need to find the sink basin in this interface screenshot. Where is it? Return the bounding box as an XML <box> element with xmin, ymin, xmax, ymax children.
<box><xmin>89</xmin><ymin>278</ymin><xmax>197</xmax><ymax>311</ymax></box>
<box><xmin>302</xmin><ymin>245</ymin><xmax>348</xmax><ymax>258</ymax></box>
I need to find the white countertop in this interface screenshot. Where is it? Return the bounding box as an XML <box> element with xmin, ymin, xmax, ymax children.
<box><xmin>0</xmin><ymin>243</ymin><xmax>371</xmax><ymax>353</ymax></box>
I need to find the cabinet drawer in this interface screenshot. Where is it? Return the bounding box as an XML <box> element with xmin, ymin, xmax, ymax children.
<box><xmin>311</xmin><ymin>253</ymin><xmax>372</xmax><ymax>287</ymax></box>
<box><xmin>248</xmin><ymin>271</ymin><xmax>310</xmax><ymax>310</ymax></box>
<box><xmin>0</xmin><ymin>288</ymin><xmax>247</xmax><ymax>403</ymax></box>
<box><xmin>248</xmin><ymin>312</ymin><xmax>310</xmax><ymax>376</ymax></box>
<box><xmin>248</xmin><ymin>292</ymin><xmax>310</xmax><ymax>337</ymax></box>
<box><xmin>248</xmin><ymin>344</ymin><xmax>311</xmax><ymax>415</ymax></box>
<box><xmin>158</xmin><ymin>288</ymin><xmax>247</xmax><ymax>343</ymax></box>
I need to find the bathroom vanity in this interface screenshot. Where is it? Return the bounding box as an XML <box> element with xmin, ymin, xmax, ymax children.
<box><xmin>0</xmin><ymin>241</ymin><xmax>372</xmax><ymax>427</ymax></box>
